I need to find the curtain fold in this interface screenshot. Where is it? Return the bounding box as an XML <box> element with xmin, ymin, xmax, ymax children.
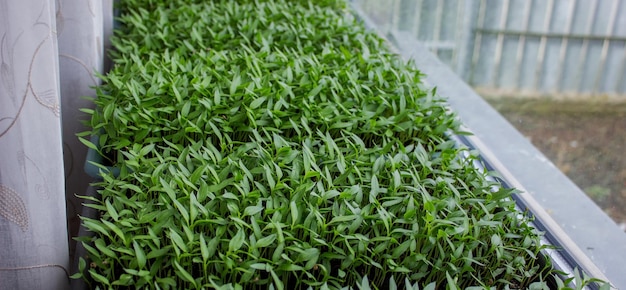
<box><xmin>57</xmin><ymin>0</ymin><xmax>106</xmax><ymax>261</ymax></box>
<box><xmin>0</xmin><ymin>0</ymin><xmax>70</xmax><ymax>288</ymax></box>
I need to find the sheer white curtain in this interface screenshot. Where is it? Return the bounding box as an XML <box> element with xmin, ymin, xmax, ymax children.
<box><xmin>0</xmin><ymin>0</ymin><xmax>69</xmax><ymax>288</ymax></box>
<box><xmin>58</xmin><ymin>0</ymin><xmax>112</xmax><ymax>265</ymax></box>
<box><xmin>0</xmin><ymin>0</ymin><xmax>111</xmax><ymax>288</ymax></box>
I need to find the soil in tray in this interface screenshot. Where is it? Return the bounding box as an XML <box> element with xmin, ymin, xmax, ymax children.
<box><xmin>485</xmin><ymin>97</ymin><xmax>626</xmax><ymax>230</ymax></box>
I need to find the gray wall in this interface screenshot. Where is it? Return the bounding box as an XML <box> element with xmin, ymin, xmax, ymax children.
<box><xmin>357</xmin><ymin>0</ymin><xmax>626</xmax><ymax>98</ymax></box>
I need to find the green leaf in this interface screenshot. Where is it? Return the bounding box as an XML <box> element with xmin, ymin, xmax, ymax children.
<box><xmin>249</xmin><ymin>97</ymin><xmax>267</xmax><ymax>110</ymax></box>
<box><xmin>243</xmin><ymin>206</ymin><xmax>263</xmax><ymax>217</ymax></box>
<box><xmin>173</xmin><ymin>260</ymin><xmax>197</xmax><ymax>287</ymax></box>
<box><xmin>94</xmin><ymin>238</ymin><xmax>116</xmax><ymax>258</ymax></box>
<box><xmin>290</xmin><ymin>201</ymin><xmax>298</xmax><ymax>226</ymax></box>
<box><xmin>133</xmin><ymin>240</ymin><xmax>147</xmax><ymax>269</ymax></box>
<box><xmin>189</xmin><ymin>194</ymin><xmax>199</xmax><ymax>223</ymax></box>
<box><xmin>102</xmin><ymin>220</ymin><xmax>126</xmax><ymax>245</ymax></box>
<box><xmin>82</xmin><ymin>218</ymin><xmax>111</xmax><ymax>238</ymax></box>
<box><xmin>214</xmin><ymin>88</ymin><xmax>221</xmax><ymax>105</ymax></box>
<box><xmin>79</xmin><ymin>108</ymin><xmax>95</xmax><ymax>115</ymax></box>
<box><xmin>78</xmin><ymin>136</ymin><xmax>98</xmax><ymax>151</ymax></box>
<box><xmin>146</xmin><ymin>246</ymin><xmax>171</xmax><ymax>260</ymax></box>
<box><xmin>169</xmin><ymin>229</ymin><xmax>188</xmax><ymax>253</ymax></box>
<box><xmin>255</xmin><ymin>234</ymin><xmax>277</xmax><ymax>248</ymax></box>
<box><xmin>207</xmin><ymin>236</ymin><xmax>219</xmax><ymax>258</ymax></box>
<box><xmin>229</xmin><ymin>229</ymin><xmax>245</xmax><ymax>252</ymax></box>
<box><xmin>160</xmin><ymin>177</ymin><xmax>177</xmax><ymax>201</ymax></box>
<box><xmin>445</xmin><ymin>272</ymin><xmax>459</xmax><ymax>290</ymax></box>
<box><xmin>388</xmin><ymin>276</ymin><xmax>397</xmax><ymax>290</ymax></box>
<box><xmin>157</xmin><ymin>277</ymin><xmax>177</xmax><ymax>287</ymax></box>
<box><xmin>491</xmin><ymin>234</ymin><xmax>502</xmax><ymax>246</ymax></box>
<box><xmin>270</xmin><ymin>269</ymin><xmax>284</xmax><ymax>290</ymax></box>
<box><xmin>358</xmin><ymin>275</ymin><xmax>371</xmax><ymax>290</ymax></box>
<box><xmin>78</xmin><ymin>256</ymin><xmax>86</xmax><ymax>272</ymax></box>
<box><xmin>230</xmin><ymin>75</ymin><xmax>241</xmax><ymax>95</ymax></box>
<box><xmin>112</xmin><ymin>274</ymin><xmax>134</xmax><ymax>286</ymax></box>
<box><xmin>423</xmin><ymin>282</ymin><xmax>437</xmax><ymax>290</ymax></box>
<box><xmin>308</xmin><ymin>84</ymin><xmax>323</xmax><ymax>98</ymax></box>
<box><xmin>105</xmin><ymin>199</ymin><xmax>119</xmax><ymax>221</ymax></box>
<box><xmin>370</xmin><ymin>175</ymin><xmax>380</xmax><ymax>203</ymax></box>
<box><xmin>139</xmin><ymin>143</ymin><xmax>155</xmax><ymax>156</ymax></box>
<box><xmin>279</xmin><ymin>264</ymin><xmax>304</xmax><ymax>272</ymax></box>
<box><xmin>172</xmin><ymin>198</ymin><xmax>190</xmax><ymax>225</ymax></box>
<box><xmin>391</xmin><ymin>240</ymin><xmax>411</xmax><ymax>258</ymax></box>
<box><xmin>89</xmin><ymin>269</ymin><xmax>111</xmax><ymax>286</ymax></box>
<box><xmin>328</xmin><ymin>215</ymin><xmax>358</xmax><ymax>225</ymax></box>
<box><xmin>200</xmin><ymin>234</ymin><xmax>209</xmax><ymax>262</ymax></box>
<box><xmin>250</xmin><ymin>263</ymin><xmax>270</xmax><ymax>270</ymax></box>
<box><xmin>172</xmin><ymin>85</ymin><xmax>182</xmax><ymax>103</ymax></box>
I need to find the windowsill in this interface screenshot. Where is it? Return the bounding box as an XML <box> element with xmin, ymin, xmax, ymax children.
<box><xmin>391</xmin><ymin>29</ymin><xmax>626</xmax><ymax>288</ymax></box>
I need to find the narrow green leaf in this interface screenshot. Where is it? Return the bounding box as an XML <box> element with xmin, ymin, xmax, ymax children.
<box><xmin>172</xmin><ymin>198</ymin><xmax>190</xmax><ymax>225</ymax></box>
<box><xmin>249</xmin><ymin>97</ymin><xmax>267</xmax><ymax>110</ymax></box>
<box><xmin>89</xmin><ymin>270</ymin><xmax>111</xmax><ymax>286</ymax></box>
<box><xmin>445</xmin><ymin>272</ymin><xmax>459</xmax><ymax>290</ymax></box>
<box><xmin>250</xmin><ymin>263</ymin><xmax>270</xmax><ymax>270</ymax></box>
<box><xmin>230</xmin><ymin>75</ymin><xmax>241</xmax><ymax>95</ymax></box>
<box><xmin>255</xmin><ymin>234</ymin><xmax>276</xmax><ymax>248</ymax></box>
<box><xmin>270</xmin><ymin>269</ymin><xmax>284</xmax><ymax>290</ymax></box>
<box><xmin>229</xmin><ymin>229</ymin><xmax>245</xmax><ymax>252</ymax></box>
<box><xmin>290</xmin><ymin>201</ymin><xmax>298</xmax><ymax>226</ymax></box>
<box><xmin>133</xmin><ymin>240</ymin><xmax>146</xmax><ymax>269</ymax></box>
<box><xmin>423</xmin><ymin>282</ymin><xmax>437</xmax><ymax>290</ymax></box>
<box><xmin>388</xmin><ymin>276</ymin><xmax>397</xmax><ymax>290</ymax></box>
<box><xmin>82</xmin><ymin>218</ymin><xmax>111</xmax><ymax>238</ymax></box>
<box><xmin>105</xmin><ymin>199</ymin><xmax>119</xmax><ymax>221</ymax></box>
<box><xmin>207</xmin><ymin>236</ymin><xmax>219</xmax><ymax>258</ymax></box>
<box><xmin>358</xmin><ymin>275</ymin><xmax>371</xmax><ymax>290</ymax></box>
<box><xmin>94</xmin><ymin>238</ymin><xmax>116</xmax><ymax>258</ymax></box>
<box><xmin>78</xmin><ymin>136</ymin><xmax>98</xmax><ymax>151</ymax></box>
<box><xmin>243</xmin><ymin>206</ymin><xmax>263</xmax><ymax>217</ymax></box>
<box><xmin>169</xmin><ymin>229</ymin><xmax>188</xmax><ymax>253</ymax></box>
<box><xmin>173</xmin><ymin>260</ymin><xmax>197</xmax><ymax>287</ymax></box>
<box><xmin>102</xmin><ymin>220</ymin><xmax>126</xmax><ymax>245</ymax></box>
<box><xmin>146</xmin><ymin>246</ymin><xmax>171</xmax><ymax>260</ymax></box>
<box><xmin>200</xmin><ymin>234</ymin><xmax>209</xmax><ymax>262</ymax></box>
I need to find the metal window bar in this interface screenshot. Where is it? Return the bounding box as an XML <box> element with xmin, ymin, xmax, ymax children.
<box><xmin>432</xmin><ymin>0</ymin><xmax>445</xmax><ymax>56</ymax></box>
<box><xmin>574</xmin><ymin>0</ymin><xmax>599</xmax><ymax>92</ymax></box>
<box><xmin>358</xmin><ymin>0</ymin><xmax>626</xmax><ymax>96</ymax></box>
<box><xmin>513</xmin><ymin>0</ymin><xmax>533</xmax><ymax>90</ymax></box>
<box><xmin>554</xmin><ymin>0</ymin><xmax>578</xmax><ymax>92</ymax></box>
<box><xmin>391</xmin><ymin>0</ymin><xmax>402</xmax><ymax>32</ymax></box>
<box><xmin>593</xmin><ymin>0</ymin><xmax>620</xmax><ymax>92</ymax></box>
<box><xmin>412</xmin><ymin>0</ymin><xmax>424</xmax><ymax>40</ymax></box>
<box><xmin>451</xmin><ymin>0</ymin><xmax>465</xmax><ymax>71</ymax></box>
<box><xmin>468</xmin><ymin>0</ymin><xmax>487</xmax><ymax>85</ymax></box>
<box><xmin>472</xmin><ymin>29</ymin><xmax>626</xmax><ymax>42</ymax></box>
<box><xmin>491</xmin><ymin>0</ymin><xmax>510</xmax><ymax>87</ymax></box>
<box><xmin>617</xmin><ymin>43</ymin><xmax>626</xmax><ymax>93</ymax></box>
<box><xmin>533</xmin><ymin>0</ymin><xmax>555</xmax><ymax>91</ymax></box>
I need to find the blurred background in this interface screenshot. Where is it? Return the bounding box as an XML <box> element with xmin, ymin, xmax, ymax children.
<box><xmin>354</xmin><ymin>0</ymin><xmax>626</xmax><ymax>229</ymax></box>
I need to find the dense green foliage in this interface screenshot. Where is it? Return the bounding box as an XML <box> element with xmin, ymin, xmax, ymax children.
<box><xmin>75</xmin><ymin>0</ymin><xmax>581</xmax><ymax>289</ymax></box>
